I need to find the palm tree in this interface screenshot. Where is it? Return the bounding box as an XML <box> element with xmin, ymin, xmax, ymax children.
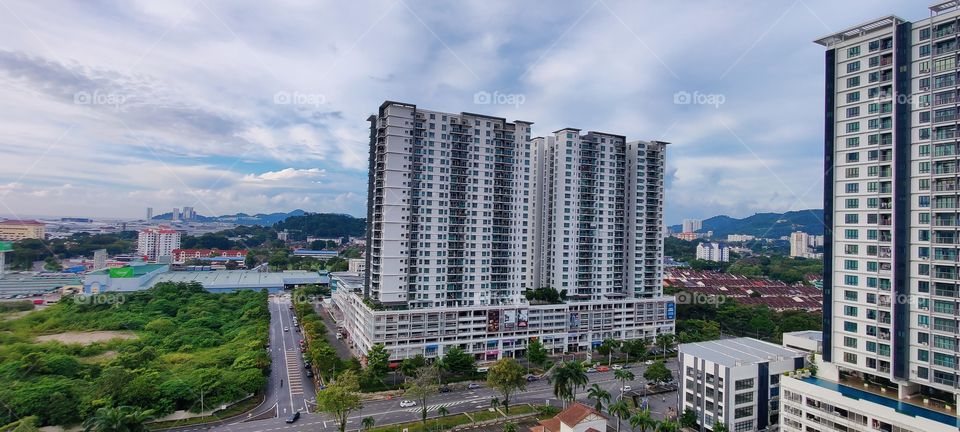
<box><xmin>655</xmin><ymin>420</ymin><xmax>680</xmax><ymax>432</ymax></box>
<box><xmin>609</xmin><ymin>399</ymin><xmax>631</xmax><ymax>432</ymax></box>
<box><xmin>504</xmin><ymin>422</ymin><xmax>519</xmax><ymax>432</ymax></box>
<box><xmin>550</xmin><ymin>360</ymin><xmax>586</xmax><ymax>407</ymax></box>
<box><xmin>614</xmin><ymin>369</ymin><xmax>635</xmax><ymax>397</ymax></box>
<box><xmin>629</xmin><ymin>409</ymin><xmax>656</xmax><ymax>432</ymax></box>
<box><xmin>83</xmin><ymin>406</ymin><xmax>155</xmax><ymax>432</ymax></box>
<box><xmin>361</xmin><ymin>416</ymin><xmax>375</xmax><ymax>431</ymax></box>
<box><xmin>586</xmin><ymin>384</ymin><xmax>611</xmax><ymax>412</ymax></box>
<box><xmin>437</xmin><ymin>406</ymin><xmax>449</xmax><ymax>429</ymax></box>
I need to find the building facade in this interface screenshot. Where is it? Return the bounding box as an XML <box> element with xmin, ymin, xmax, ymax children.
<box><xmin>682</xmin><ymin>218</ymin><xmax>702</xmax><ymax>233</ymax></box>
<box><xmin>137</xmin><ymin>227</ymin><xmax>181</xmax><ymax>261</ymax></box>
<box><xmin>695</xmin><ymin>242</ymin><xmax>730</xmax><ymax>262</ymax></box>
<box><xmin>0</xmin><ymin>220</ymin><xmax>45</xmax><ymax>241</ymax></box>
<box><xmin>348</xmin><ymin>101</ymin><xmax>674</xmax><ymax>360</ymax></box>
<box><xmin>171</xmin><ymin>248</ymin><xmax>246</xmax><ymax>264</ymax></box>
<box><xmin>781</xmin><ymin>4</ymin><xmax>960</xmax><ymax>432</ymax></box>
<box><xmin>679</xmin><ymin>338</ymin><xmax>805</xmax><ymax>432</ymax></box>
<box><xmin>789</xmin><ymin>231</ymin><xmax>810</xmax><ymax>258</ymax></box>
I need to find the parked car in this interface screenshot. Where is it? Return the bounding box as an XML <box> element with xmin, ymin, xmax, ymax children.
<box><xmin>586</xmin><ymin>367</ymin><xmax>597</xmax><ymax>373</ymax></box>
<box><xmin>467</xmin><ymin>383</ymin><xmax>482</xmax><ymax>389</ymax></box>
<box><xmin>596</xmin><ymin>366</ymin><xmax>610</xmax><ymax>372</ymax></box>
<box><xmin>286</xmin><ymin>411</ymin><xmax>300</xmax><ymax>424</ymax></box>
<box><xmin>476</xmin><ymin>367</ymin><xmax>489</xmax><ymax>373</ymax></box>
<box><xmin>526</xmin><ymin>375</ymin><xmax>539</xmax><ymax>382</ymax></box>
<box><xmin>645</xmin><ymin>360</ymin><xmax>654</xmax><ymax>365</ymax></box>
<box><xmin>611</xmin><ymin>364</ymin><xmax>623</xmax><ymax>370</ymax></box>
<box><xmin>335</xmin><ymin>333</ymin><xmax>342</xmax><ymax>339</ymax></box>
<box><xmin>400</xmin><ymin>400</ymin><xmax>417</xmax><ymax>408</ymax></box>
<box><xmin>620</xmin><ymin>385</ymin><xmax>632</xmax><ymax>393</ymax></box>
<box><xmin>439</xmin><ymin>385</ymin><xmax>451</xmax><ymax>393</ymax></box>
<box><xmin>305</xmin><ymin>369</ymin><xmax>313</xmax><ymax>378</ymax></box>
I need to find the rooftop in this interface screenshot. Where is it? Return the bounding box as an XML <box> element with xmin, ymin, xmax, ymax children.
<box><xmin>680</xmin><ymin>337</ymin><xmax>802</xmax><ymax>367</ymax></box>
<box><xmin>88</xmin><ymin>264</ymin><xmax>167</xmax><ymax>276</ymax></box>
<box><xmin>783</xmin><ymin>330</ymin><xmax>823</xmax><ymax>342</ymax></box>
<box><xmin>798</xmin><ymin>376</ymin><xmax>959</xmax><ymax>429</ymax></box>
<box><xmin>0</xmin><ymin>219</ymin><xmax>44</xmax><ymax>225</ymax></box>
<box><xmin>152</xmin><ymin>270</ymin><xmax>324</xmax><ymax>289</ymax></box>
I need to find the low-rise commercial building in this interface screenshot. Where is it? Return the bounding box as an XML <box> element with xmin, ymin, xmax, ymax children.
<box><xmin>679</xmin><ymin>337</ymin><xmax>805</xmax><ymax>432</ymax></box>
<box><xmin>333</xmin><ymin>273</ymin><xmax>674</xmax><ymax>361</ymax></box>
<box><xmin>172</xmin><ymin>248</ymin><xmax>247</xmax><ymax>264</ymax></box>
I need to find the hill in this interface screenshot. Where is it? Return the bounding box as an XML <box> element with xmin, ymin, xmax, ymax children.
<box><xmin>151</xmin><ymin>209</ymin><xmax>307</xmax><ymax>225</ymax></box>
<box><xmin>273</xmin><ymin>213</ymin><xmax>366</xmax><ymax>240</ymax></box>
<box><xmin>670</xmin><ymin>209</ymin><xmax>824</xmax><ymax>238</ymax></box>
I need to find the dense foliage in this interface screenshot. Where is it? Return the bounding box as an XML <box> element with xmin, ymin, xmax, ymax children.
<box><xmin>0</xmin><ymin>282</ymin><xmax>270</xmax><ymax>427</ymax></box>
<box><xmin>523</xmin><ymin>287</ymin><xmax>567</xmax><ymax>304</ymax></box>
<box><xmin>274</xmin><ymin>213</ymin><xmax>366</xmax><ymax>241</ymax></box>
<box><xmin>676</xmin><ymin>299</ymin><xmax>821</xmax><ymax>343</ymax></box>
<box><xmin>727</xmin><ymin>255</ymin><xmax>822</xmax><ymax>284</ymax></box>
<box><xmin>8</xmin><ymin>232</ymin><xmax>137</xmax><ymax>270</ymax></box>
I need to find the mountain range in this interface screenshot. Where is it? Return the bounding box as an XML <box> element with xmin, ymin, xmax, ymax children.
<box><xmin>669</xmin><ymin>209</ymin><xmax>825</xmax><ymax>239</ymax></box>
<box><xmin>151</xmin><ymin>209</ymin><xmax>308</xmax><ymax>225</ymax></box>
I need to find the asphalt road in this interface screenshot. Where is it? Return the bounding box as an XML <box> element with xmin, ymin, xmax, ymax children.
<box><xmin>209</xmin><ymin>360</ymin><xmax>680</xmax><ymax>432</ymax></box>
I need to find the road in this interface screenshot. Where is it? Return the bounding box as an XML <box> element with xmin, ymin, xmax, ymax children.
<box><xmin>209</xmin><ymin>360</ymin><xmax>680</xmax><ymax>432</ymax></box>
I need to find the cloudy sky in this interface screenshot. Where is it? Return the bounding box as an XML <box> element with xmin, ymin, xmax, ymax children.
<box><xmin>0</xmin><ymin>0</ymin><xmax>923</xmax><ymax>223</ymax></box>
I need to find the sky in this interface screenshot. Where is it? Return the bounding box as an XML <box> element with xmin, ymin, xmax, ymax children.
<box><xmin>0</xmin><ymin>0</ymin><xmax>927</xmax><ymax>224</ymax></box>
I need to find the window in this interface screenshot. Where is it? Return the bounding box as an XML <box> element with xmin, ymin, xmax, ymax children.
<box><xmin>734</xmin><ymin>392</ymin><xmax>754</xmax><ymax>404</ymax></box>
<box><xmin>848</xmin><ymin>45</ymin><xmax>861</xmax><ymax>57</ymax></box>
<box><xmin>844</xmin><ymin>321</ymin><xmax>858</xmax><ymax>332</ymax></box>
<box><xmin>847</xmin><ymin>92</ymin><xmax>860</xmax><ymax>103</ymax></box>
<box><xmin>845</xmin><ymin>214</ymin><xmax>859</xmax><ymax>223</ymax></box>
<box><xmin>844</xmin><ymin>352</ymin><xmax>857</xmax><ymax>364</ymax></box>
<box><xmin>846</xmin><ymin>183</ymin><xmax>859</xmax><ymax>193</ymax></box>
<box><xmin>846</xmin><ymin>136</ymin><xmax>859</xmax><ymax>147</ymax></box>
<box><xmin>846</xmin><ymin>167</ymin><xmax>859</xmax><ymax>178</ymax></box>
<box><xmin>847</xmin><ymin>61</ymin><xmax>861</xmax><ymax>72</ymax></box>
<box><xmin>734</xmin><ymin>406</ymin><xmax>753</xmax><ymax>419</ymax></box>
<box><xmin>846</xmin><ymin>199</ymin><xmax>859</xmax><ymax>209</ymax></box>
<box><xmin>844</xmin><ymin>336</ymin><xmax>857</xmax><ymax>348</ymax></box>
<box><xmin>845</xmin><ymin>244</ymin><xmax>858</xmax><ymax>254</ymax></box>
<box><xmin>844</xmin><ymin>275</ymin><xmax>858</xmax><ymax>286</ymax></box>
<box><xmin>846</xmin><ymin>106</ymin><xmax>860</xmax><ymax>118</ymax></box>
<box><xmin>734</xmin><ymin>378</ymin><xmax>754</xmax><ymax>391</ymax></box>
<box><xmin>844</xmin><ymin>290</ymin><xmax>858</xmax><ymax>301</ymax></box>
<box><xmin>844</xmin><ymin>305</ymin><xmax>858</xmax><ymax>316</ymax></box>
<box><xmin>847</xmin><ymin>152</ymin><xmax>859</xmax><ymax>162</ymax></box>
<box><xmin>845</xmin><ymin>229</ymin><xmax>859</xmax><ymax>239</ymax></box>
<box><xmin>847</xmin><ymin>122</ymin><xmax>860</xmax><ymax>133</ymax></box>
<box><xmin>847</xmin><ymin>76</ymin><xmax>860</xmax><ymax>87</ymax></box>
<box><xmin>844</xmin><ymin>259</ymin><xmax>858</xmax><ymax>270</ymax></box>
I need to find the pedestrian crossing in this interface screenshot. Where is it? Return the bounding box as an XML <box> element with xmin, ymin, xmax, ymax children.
<box><xmin>285</xmin><ymin>349</ymin><xmax>304</xmax><ymax>395</ymax></box>
<box><xmin>402</xmin><ymin>400</ymin><xmax>468</xmax><ymax>413</ymax></box>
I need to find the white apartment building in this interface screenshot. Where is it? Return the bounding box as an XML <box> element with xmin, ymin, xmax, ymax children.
<box><xmin>789</xmin><ymin>231</ymin><xmax>811</xmax><ymax>258</ymax></box>
<box><xmin>726</xmin><ymin>234</ymin><xmax>755</xmax><ymax>242</ymax></box>
<box><xmin>345</xmin><ymin>101</ymin><xmax>674</xmax><ymax>360</ymax></box>
<box><xmin>682</xmin><ymin>218</ymin><xmax>702</xmax><ymax>233</ymax></box>
<box><xmin>782</xmin><ymin>4</ymin><xmax>960</xmax><ymax>432</ymax></box>
<box><xmin>696</xmin><ymin>242</ymin><xmax>729</xmax><ymax>262</ymax></box>
<box><xmin>137</xmin><ymin>227</ymin><xmax>181</xmax><ymax>261</ymax></box>
<box><xmin>348</xmin><ymin>258</ymin><xmax>366</xmax><ymax>274</ymax></box>
<box><xmin>679</xmin><ymin>338</ymin><xmax>805</xmax><ymax>432</ymax></box>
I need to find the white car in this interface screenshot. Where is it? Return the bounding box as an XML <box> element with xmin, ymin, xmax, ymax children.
<box><xmin>645</xmin><ymin>360</ymin><xmax>654</xmax><ymax>365</ymax></box>
<box><xmin>400</xmin><ymin>400</ymin><xmax>417</xmax><ymax>408</ymax></box>
<box><xmin>611</xmin><ymin>364</ymin><xmax>623</xmax><ymax>370</ymax></box>
<box><xmin>620</xmin><ymin>385</ymin><xmax>632</xmax><ymax>393</ymax></box>
<box><xmin>284</xmin><ymin>327</ymin><xmax>289</xmax><ymax>332</ymax></box>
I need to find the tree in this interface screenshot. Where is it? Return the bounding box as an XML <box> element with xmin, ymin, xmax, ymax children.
<box><xmin>629</xmin><ymin>409</ymin><xmax>656</xmax><ymax>432</ymax></box>
<box><xmin>437</xmin><ymin>406</ymin><xmax>449</xmax><ymax>429</ymax></box>
<box><xmin>655</xmin><ymin>420</ymin><xmax>680</xmax><ymax>432</ymax></box>
<box><xmin>597</xmin><ymin>338</ymin><xmax>621</xmax><ymax>365</ymax></box>
<box><xmin>361</xmin><ymin>416</ymin><xmax>375</xmax><ymax>431</ymax></box>
<box><xmin>621</xmin><ymin>339</ymin><xmax>646</xmax><ymax>364</ymax></box>
<box><xmin>712</xmin><ymin>421</ymin><xmax>728</xmax><ymax>432</ymax></box>
<box><xmin>309</xmin><ymin>344</ymin><xmax>340</xmax><ymax>381</ymax></box>
<box><xmin>406</xmin><ymin>366</ymin><xmax>440</xmax><ymax>425</ymax></box>
<box><xmin>82</xmin><ymin>406</ymin><xmax>155</xmax><ymax>432</ymax></box>
<box><xmin>655</xmin><ymin>334</ymin><xmax>675</xmax><ymax>359</ymax></box>
<box><xmin>609</xmin><ymin>399</ymin><xmax>631</xmax><ymax>432</ymax></box>
<box><xmin>643</xmin><ymin>360</ymin><xmax>673</xmax><ymax>385</ymax></box>
<box><xmin>399</xmin><ymin>354</ymin><xmax>427</xmax><ymax>382</ymax></box>
<box><xmin>549</xmin><ymin>360</ymin><xmax>588</xmax><ymax>407</ymax></box>
<box><xmin>365</xmin><ymin>344</ymin><xmax>390</xmax><ymax>384</ymax></box>
<box><xmin>680</xmin><ymin>408</ymin><xmax>697</xmax><ymax>429</ymax></box>
<box><xmin>526</xmin><ymin>338</ymin><xmax>549</xmax><ymax>369</ymax></box>
<box><xmin>613</xmin><ymin>369</ymin><xmax>634</xmax><ymax>397</ymax></box>
<box><xmin>504</xmin><ymin>422</ymin><xmax>519</xmax><ymax>432</ymax></box>
<box><xmin>317</xmin><ymin>371</ymin><xmax>363</xmax><ymax>432</ymax></box>
<box><xmin>586</xmin><ymin>384</ymin><xmax>610</xmax><ymax>412</ymax></box>
<box><xmin>487</xmin><ymin>358</ymin><xmax>526</xmax><ymax>414</ymax></box>
<box><xmin>440</xmin><ymin>347</ymin><xmax>475</xmax><ymax>375</ymax></box>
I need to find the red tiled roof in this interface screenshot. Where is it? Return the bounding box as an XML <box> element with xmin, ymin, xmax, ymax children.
<box><xmin>556</xmin><ymin>402</ymin><xmax>607</xmax><ymax>427</ymax></box>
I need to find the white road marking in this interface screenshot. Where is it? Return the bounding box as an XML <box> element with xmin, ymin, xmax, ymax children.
<box><xmin>275</xmin><ymin>299</ymin><xmax>296</xmax><ymax>412</ymax></box>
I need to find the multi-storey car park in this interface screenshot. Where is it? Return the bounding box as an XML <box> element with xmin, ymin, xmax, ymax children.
<box><xmin>334</xmin><ymin>101</ymin><xmax>675</xmax><ymax>361</ymax></box>
<box><xmin>782</xmin><ymin>3</ymin><xmax>960</xmax><ymax>432</ymax></box>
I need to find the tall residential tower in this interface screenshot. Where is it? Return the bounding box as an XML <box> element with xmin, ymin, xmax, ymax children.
<box><xmin>338</xmin><ymin>101</ymin><xmax>674</xmax><ymax>360</ymax></box>
<box><xmin>782</xmin><ymin>3</ymin><xmax>960</xmax><ymax>432</ymax></box>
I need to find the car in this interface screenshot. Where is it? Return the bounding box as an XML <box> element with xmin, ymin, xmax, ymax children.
<box><xmin>400</xmin><ymin>400</ymin><xmax>417</xmax><ymax>408</ymax></box>
<box><xmin>645</xmin><ymin>360</ymin><xmax>654</xmax><ymax>365</ymax></box>
<box><xmin>467</xmin><ymin>383</ymin><xmax>481</xmax><ymax>389</ymax></box>
<box><xmin>476</xmin><ymin>367</ymin><xmax>489</xmax><ymax>373</ymax></box>
<box><xmin>305</xmin><ymin>369</ymin><xmax>313</xmax><ymax>378</ymax></box>
<box><xmin>622</xmin><ymin>363</ymin><xmax>634</xmax><ymax>369</ymax></box>
<box><xmin>286</xmin><ymin>411</ymin><xmax>301</xmax><ymax>424</ymax></box>
<box><xmin>284</xmin><ymin>327</ymin><xmax>289</xmax><ymax>332</ymax></box>
<box><xmin>586</xmin><ymin>367</ymin><xmax>597</xmax><ymax>373</ymax></box>
<box><xmin>288</xmin><ymin>305</ymin><xmax>293</xmax><ymax>310</ymax></box>
<box><xmin>526</xmin><ymin>375</ymin><xmax>539</xmax><ymax>382</ymax></box>
<box><xmin>439</xmin><ymin>385</ymin><xmax>451</xmax><ymax>393</ymax></box>
<box><xmin>620</xmin><ymin>385</ymin><xmax>632</xmax><ymax>393</ymax></box>
<box><xmin>596</xmin><ymin>366</ymin><xmax>610</xmax><ymax>372</ymax></box>
<box><xmin>611</xmin><ymin>364</ymin><xmax>623</xmax><ymax>370</ymax></box>
<box><xmin>335</xmin><ymin>333</ymin><xmax>342</xmax><ymax>339</ymax></box>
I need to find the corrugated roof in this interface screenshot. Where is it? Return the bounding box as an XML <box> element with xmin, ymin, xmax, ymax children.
<box><xmin>679</xmin><ymin>337</ymin><xmax>803</xmax><ymax>367</ymax></box>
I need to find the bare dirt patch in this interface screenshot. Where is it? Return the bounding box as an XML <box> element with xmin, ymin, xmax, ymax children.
<box><xmin>36</xmin><ymin>331</ymin><xmax>138</xmax><ymax>345</ymax></box>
